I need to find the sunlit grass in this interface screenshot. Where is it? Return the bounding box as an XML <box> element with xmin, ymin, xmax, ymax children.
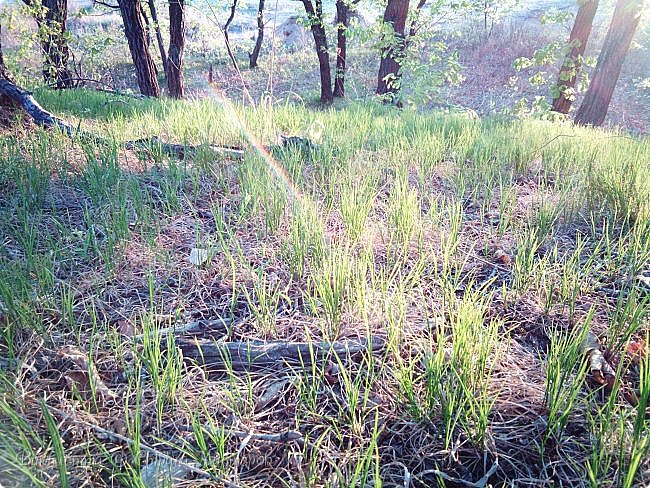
<box><xmin>0</xmin><ymin>89</ymin><xmax>648</xmax><ymax>486</ymax></box>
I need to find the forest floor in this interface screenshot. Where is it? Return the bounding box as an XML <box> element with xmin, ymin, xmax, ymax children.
<box><xmin>0</xmin><ymin>89</ymin><xmax>648</xmax><ymax>487</ymax></box>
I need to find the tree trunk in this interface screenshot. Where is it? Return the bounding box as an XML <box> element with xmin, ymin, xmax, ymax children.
<box><xmin>224</xmin><ymin>0</ymin><xmax>239</xmax><ymax>69</ymax></box>
<box><xmin>408</xmin><ymin>0</ymin><xmax>427</xmax><ymax>40</ymax></box>
<box><xmin>333</xmin><ymin>0</ymin><xmax>348</xmax><ymax>98</ymax></box>
<box><xmin>166</xmin><ymin>0</ymin><xmax>186</xmax><ymax>99</ymax></box>
<box><xmin>574</xmin><ymin>0</ymin><xmax>643</xmax><ymax>126</ymax></box>
<box><xmin>0</xmin><ymin>23</ymin><xmax>19</xmax><ymax>116</ymax></box>
<box><xmin>117</xmin><ymin>0</ymin><xmax>161</xmax><ymax>97</ymax></box>
<box><xmin>0</xmin><ymin>23</ymin><xmax>10</xmax><ymax>81</ymax></box>
<box><xmin>249</xmin><ymin>0</ymin><xmax>265</xmax><ymax>68</ymax></box>
<box><xmin>301</xmin><ymin>0</ymin><xmax>333</xmax><ymax>104</ymax></box>
<box><xmin>551</xmin><ymin>0</ymin><xmax>599</xmax><ymax>114</ymax></box>
<box><xmin>140</xmin><ymin>4</ymin><xmax>153</xmax><ymax>49</ymax></box>
<box><xmin>0</xmin><ymin>76</ymin><xmax>73</xmax><ymax>132</ymax></box>
<box><xmin>147</xmin><ymin>0</ymin><xmax>169</xmax><ymax>76</ymax></box>
<box><xmin>140</xmin><ymin>6</ymin><xmax>160</xmax><ymax>78</ymax></box>
<box><xmin>376</xmin><ymin>0</ymin><xmax>410</xmax><ymax>100</ymax></box>
<box><xmin>23</xmin><ymin>0</ymin><xmax>73</xmax><ymax>88</ymax></box>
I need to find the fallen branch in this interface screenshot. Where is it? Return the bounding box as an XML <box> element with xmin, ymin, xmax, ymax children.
<box><xmin>0</xmin><ymin>77</ymin><xmax>322</xmax><ymax>162</ymax></box>
<box><xmin>125</xmin><ymin>136</ymin><xmax>245</xmax><ymax>160</ymax></box>
<box><xmin>174</xmin><ymin>337</ymin><xmax>385</xmax><ymax>371</ymax></box>
<box><xmin>177</xmin><ymin>424</ymin><xmax>303</xmax><ymax>445</ymax></box>
<box><xmin>415</xmin><ymin>459</ymin><xmax>498</xmax><ymax>488</ymax></box>
<box><xmin>47</xmin><ymin>406</ymin><xmax>239</xmax><ymax>487</ymax></box>
<box><xmin>0</xmin><ymin>76</ymin><xmax>245</xmax><ymax>160</ymax></box>
<box><xmin>132</xmin><ymin>317</ymin><xmax>232</xmax><ymax>341</ymax></box>
<box><xmin>231</xmin><ymin>429</ymin><xmax>303</xmax><ymax>443</ymax></box>
<box><xmin>0</xmin><ymin>77</ymin><xmax>74</xmax><ymax>135</ymax></box>
<box><xmin>39</xmin><ymin>77</ymin><xmax>147</xmax><ymax>99</ymax></box>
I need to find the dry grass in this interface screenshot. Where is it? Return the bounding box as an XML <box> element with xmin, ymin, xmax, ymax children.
<box><xmin>0</xmin><ymin>93</ymin><xmax>648</xmax><ymax>487</ymax></box>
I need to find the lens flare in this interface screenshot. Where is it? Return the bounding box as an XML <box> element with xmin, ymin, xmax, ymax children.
<box><xmin>208</xmin><ymin>83</ymin><xmax>309</xmax><ymax>208</ymax></box>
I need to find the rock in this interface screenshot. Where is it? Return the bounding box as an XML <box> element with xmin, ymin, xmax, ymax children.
<box><xmin>140</xmin><ymin>458</ymin><xmax>193</xmax><ymax>488</ymax></box>
<box><xmin>188</xmin><ymin>248</ymin><xmax>209</xmax><ymax>267</ymax></box>
<box><xmin>332</xmin><ymin>9</ymin><xmax>373</xmax><ymax>28</ymax></box>
<box><xmin>277</xmin><ymin>16</ymin><xmax>310</xmax><ymax>51</ymax></box>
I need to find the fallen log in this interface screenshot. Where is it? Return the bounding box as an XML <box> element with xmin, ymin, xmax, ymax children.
<box><xmin>0</xmin><ymin>76</ymin><xmax>245</xmax><ymax>160</ymax></box>
<box><xmin>0</xmin><ymin>77</ymin><xmax>74</xmax><ymax>135</ymax></box>
<box><xmin>132</xmin><ymin>317</ymin><xmax>232</xmax><ymax>341</ymax></box>
<box><xmin>125</xmin><ymin>136</ymin><xmax>245</xmax><ymax>160</ymax></box>
<box><xmin>174</xmin><ymin>337</ymin><xmax>385</xmax><ymax>371</ymax></box>
<box><xmin>0</xmin><ymin>76</ymin><xmax>322</xmax><ymax>162</ymax></box>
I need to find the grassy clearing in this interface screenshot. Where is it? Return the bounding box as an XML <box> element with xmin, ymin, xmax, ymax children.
<box><xmin>0</xmin><ymin>89</ymin><xmax>649</xmax><ymax>487</ymax></box>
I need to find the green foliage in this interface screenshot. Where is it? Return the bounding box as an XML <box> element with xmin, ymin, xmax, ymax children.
<box><xmin>511</xmin><ymin>12</ymin><xmax>597</xmax><ymax>116</ymax></box>
<box><xmin>367</xmin><ymin>2</ymin><xmax>465</xmax><ymax>105</ymax></box>
<box><xmin>0</xmin><ymin>89</ymin><xmax>648</xmax><ymax>486</ymax></box>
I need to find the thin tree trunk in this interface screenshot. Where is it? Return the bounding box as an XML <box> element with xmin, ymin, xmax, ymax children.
<box><xmin>483</xmin><ymin>0</ymin><xmax>488</xmax><ymax>32</ymax></box>
<box><xmin>23</xmin><ymin>0</ymin><xmax>73</xmax><ymax>88</ymax></box>
<box><xmin>574</xmin><ymin>0</ymin><xmax>643</xmax><ymax>126</ymax></box>
<box><xmin>301</xmin><ymin>0</ymin><xmax>333</xmax><ymax>104</ymax></box>
<box><xmin>551</xmin><ymin>0</ymin><xmax>599</xmax><ymax>114</ymax></box>
<box><xmin>147</xmin><ymin>0</ymin><xmax>169</xmax><ymax>76</ymax></box>
<box><xmin>166</xmin><ymin>0</ymin><xmax>186</xmax><ymax>99</ymax></box>
<box><xmin>376</xmin><ymin>0</ymin><xmax>410</xmax><ymax>100</ymax></box>
<box><xmin>224</xmin><ymin>0</ymin><xmax>239</xmax><ymax>69</ymax></box>
<box><xmin>333</xmin><ymin>0</ymin><xmax>348</xmax><ymax>98</ymax></box>
<box><xmin>249</xmin><ymin>0</ymin><xmax>265</xmax><ymax>68</ymax></box>
<box><xmin>140</xmin><ymin>7</ymin><xmax>159</xmax><ymax>77</ymax></box>
<box><xmin>42</xmin><ymin>0</ymin><xmax>72</xmax><ymax>88</ymax></box>
<box><xmin>0</xmin><ymin>22</ymin><xmax>19</xmax><ymax>114</ymax></box>
<box><xmin>141</xmin><ymin>3</ymin><xmax>153</xmax><ymax>48</ymax></box>
<box><xmin>117</xmin><ymin>0</ymin><xmax>161</xmax><ymax>97</ymax></box>
<box><xmin>408</xmin><ymin>0</ymin><xmax>427</xmax><ymax>40</ymax></box>
<box><xmin>0</xmin><ymin>23</ymin><xmax>9</xmax><ymax>80</ymax></box>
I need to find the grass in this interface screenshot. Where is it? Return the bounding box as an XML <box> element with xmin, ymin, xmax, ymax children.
<box><xmin>0</xmin><ymin>88</ymin><xmax>648</xmax><ymax>486</ymax></box>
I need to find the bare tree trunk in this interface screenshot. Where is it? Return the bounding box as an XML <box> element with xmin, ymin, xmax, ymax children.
<box><xmin>23</xmin><ymin>0</ymin><xmax>73</xmax><ymax>88</ymax></box>
<box><xmin>301</xmin><ymin>0</ymin><xmax>333</xmax><ymax>104</ymax></box>
<box><xmin>140</xmin><ymin>6</ymin><xmax>159</xmax><ymax>78</ymax></box>
<box><xmin>166</xmin><ymin>0</ymin><xmax>186</xmax><ymax>99</ymax></box>
<box><xmin>147</xmin><ymin>0</ymin><xmax>169</xmax><ymax>76</ymax></box>
<box><xmin>574</xmin><ymin>0</ymin><xmax>643</xmax><ymax>126</ymax></box>
<box><xmin>117</xmin><ymin>0</ymin><xmax>161</xmax><ymax>97</ymax></box>
<box><xmin>224</xmin><ymin>0</ymin><xmax>239</xmax><ymax>69</ymax></box>
<box><xmin>0</xmin><ymin>76</ymin><xmax>73</xmax><ymax>132</ymax></box>
<box><xmin>376</xmin><ymin>0</ymin><xmax>410</xmax><ymax>100</ymax></box>
<box><xmin>140</xmin><ymin>3</ymin><xmax>153</xmax><ymax>48</ymax></box>
<box><xmin>41</xmin><ymin>0</ymin><xmax>72</xmax><ymax>88</ymax></box>
<box><xmin>249</xmin><ymin>0</ymin><xmax>265</xmax><ymax>68</ymax></box>
<box><xmin>0</xmin><ymin>24</ymin><xmax>9</xmax><ymax>81</ymax></box>
<box><xmin>0</xmin><ymin>22</ymin><xmax>19</xmax><ymax>115</ymax></box>
<box><xmin>551</xmin><ymin>0</ymin><xmax>599</xmax><ymax>114</ymax></box>
<box><xmin>333</xmin><ymin>0</ymin><xmax>349</xmax><ymax>98</ymax></box>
